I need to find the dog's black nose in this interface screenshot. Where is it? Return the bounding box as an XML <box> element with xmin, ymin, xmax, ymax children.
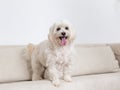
<box><xmin>61</xmin><ymin>32</ymin><xmax>66</xmax><ymax>36</ymax></box>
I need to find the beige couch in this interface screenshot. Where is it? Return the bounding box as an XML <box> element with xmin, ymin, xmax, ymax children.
<box><xmin>0</xmin><ymin>44</ymin><xmax>120</xmax><ymax>90</ymax></box>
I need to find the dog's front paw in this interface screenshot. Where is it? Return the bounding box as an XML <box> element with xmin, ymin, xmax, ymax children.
<box><xmin>52</xmin><ymin>79</ymin><xmax>60</xmax><ymax>87</ymax></box>
<box><xmin>64</xmin><ymin>75</ymin><xmax>72</xmax><ymax>82</ymax></box>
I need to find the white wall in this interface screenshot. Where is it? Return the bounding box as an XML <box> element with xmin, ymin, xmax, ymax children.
<box><xmin>0</xmin><ymin>0</ymin><xmax>120</xmax><ymax>45</ymax></box>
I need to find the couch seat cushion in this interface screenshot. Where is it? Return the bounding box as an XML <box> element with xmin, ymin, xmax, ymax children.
<box><xmin>0</xmin><ymin>72</ymin><xmax>120</xmax><ymax>90</ymax></box>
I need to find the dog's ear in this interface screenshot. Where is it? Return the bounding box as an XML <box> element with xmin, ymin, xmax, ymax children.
<box><xmin>48</xmin><ymin>24</ymin><xmax>55</xmax><ymax>43</ymax></box>
<box><xmin>69</xmin><ymin>26</ymin><xmax>76</xmax><ymax>44</ymax></box>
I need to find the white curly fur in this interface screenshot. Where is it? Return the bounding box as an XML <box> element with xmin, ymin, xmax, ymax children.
<box><xmin>25</xmin><ymin>20</ymin><xmax>75</xmax><ymax>86</ymax></box>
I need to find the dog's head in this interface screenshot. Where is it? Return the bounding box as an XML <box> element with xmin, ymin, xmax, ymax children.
<box><xmin>48</xmin><ymin>20</ymin><xmax>75</xmax><ymax>47</ymax></box>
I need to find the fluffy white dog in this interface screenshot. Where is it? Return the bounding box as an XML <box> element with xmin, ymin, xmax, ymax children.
<box><xmin>25</xmin><ymin>20</ymin><xmax>75</xmax><ymax>86</ymax></box>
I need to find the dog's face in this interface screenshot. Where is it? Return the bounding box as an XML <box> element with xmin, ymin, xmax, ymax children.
<box><xmin>48</xmin><ymin>21</ymin><xmax>75</xmax><ymax>46</ymax></box>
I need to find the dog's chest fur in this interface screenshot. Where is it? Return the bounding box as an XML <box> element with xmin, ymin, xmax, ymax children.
<box><xmin>52</xmin><ymin>47</ymin><xmax>71</xmax><ymax>71</ymax></box>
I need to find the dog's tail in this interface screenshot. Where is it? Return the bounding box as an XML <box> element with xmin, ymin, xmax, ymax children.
<box><xmin>23</xmin><ymin>43</ymin><xmax>35</xmax><ymax>61</ymax></box>
<box><xmin>23</xmin><ymin>43</ymin><xmax>35</xmax><ymax>80</ymax></box>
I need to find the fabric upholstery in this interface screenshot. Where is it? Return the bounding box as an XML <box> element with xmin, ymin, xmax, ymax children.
<box><xmin>109</xmin><ymin>43</ymin><xmax>120</xmax><ymax>66</ymax></box>
<box><xmin>0</xmin><ymin>72</ymin><xmax>120</xmax><ymax>90</ymax></box>
<box><xmin>0</xmin><ymin>44</ymin><xmax>119</xmax><ymax>83</ymax></box>
<box><xmin>71</xmin><ymin>45</ymin><xmax>119</xmax><ymax>76</ymax></box>
<box><xmin>0</xmin><ymin>46</ymin><xmax>30</xmax><ymax>83</ymax></box>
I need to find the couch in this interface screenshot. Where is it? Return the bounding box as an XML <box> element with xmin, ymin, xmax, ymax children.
<box><xmin>0</xmin><ymin>44</ymin><xmax>120</xmax><ymax>90</ymax></box>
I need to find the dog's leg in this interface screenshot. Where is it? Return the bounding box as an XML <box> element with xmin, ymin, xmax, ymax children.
<box><xmin>44</xmin><ymin>67</ymin><xmax>60</xmax><ymax>87</ymax></box>
<box><xmin>27</xmin><ymin>60</ymin><xmax>32</xmax><ymax>80</ymax></box>
<box><xmin>63</xmin><ymin>64</ymin><xmax>72</xmax><ymax>82</ymax></box>
<box><xmin>31</xmin><ymin>56</ymin><xmax>44</xmax><ymax>80</ymax></box>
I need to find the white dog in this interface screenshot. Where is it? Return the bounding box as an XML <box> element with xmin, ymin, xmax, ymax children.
<box><xmin>25</xmin><ymin>20</ymin><xmax>75</xmax><ymax>86</ymax></box>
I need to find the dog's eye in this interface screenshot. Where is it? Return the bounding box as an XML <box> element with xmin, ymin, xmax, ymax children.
<box><xmin>56</xmin><ymin>27</ymin><xmax>61</xmax><ymax>31</ymax></box>
<box><xmin>65</xmin><ymin>27</ymin><xmax>69</xmax><ymax>30</ymax></box>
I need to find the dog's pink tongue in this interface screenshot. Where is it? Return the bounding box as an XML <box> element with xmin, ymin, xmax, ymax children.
<box><xmin>61</xmin><ymin>38</ymin><xmax>66</xmax><ymax>46</ymax></box>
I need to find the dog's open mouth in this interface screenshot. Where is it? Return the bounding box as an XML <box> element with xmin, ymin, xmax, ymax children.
<box><xmin>59</xmin><ymin>36</ymin><xmax>68</xmax><ymax>46</ymax></box>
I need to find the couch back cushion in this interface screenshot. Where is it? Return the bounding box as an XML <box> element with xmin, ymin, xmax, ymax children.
<box><xmin>0</xmin><ymin>45</ymin><xmax>119</xmax><ymax>83</ymax></box>
<box><xmin>109</xmin><ymin>44</ymin><xmax>120</xmax><ymax>66</ymax></box>
<box><xmin>71</xmin><ymin>45</ymin><xmax>119</xmax><ymax>76</ymax></box>
<box><xmin>0</xmin><ymin>46</ymin><xmax>30</xmax><ymax>83</ymax></box>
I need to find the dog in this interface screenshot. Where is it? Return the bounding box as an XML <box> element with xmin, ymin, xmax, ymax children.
<box><xmin>24</xmin><ymin>20</ymin><xmax>75</xmax><ymax>86</ymax></box>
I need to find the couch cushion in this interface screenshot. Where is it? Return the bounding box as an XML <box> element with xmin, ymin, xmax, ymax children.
<box><xmin>71</xmin><ymin>45</ymin><xmax>119</xmax><ymax>76</ymax></box>
<box><xmin>0</xmin><ymin>45</ymin><xmax>119</xmax><ymax>83</ymax></box>
<box><xmin>0</xmin><ymin>46</ymin><xmax>30</xmax><ymax>83</ymax></box>
<box><xmin>109</xmin><ymin>43</ymin><xmax>120</xmax><ymax>66</ymax></box>
<box><xmin>0</xmin><ymin>72</ymin><xmax>120</xmax><ymax>90</ymax></box>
